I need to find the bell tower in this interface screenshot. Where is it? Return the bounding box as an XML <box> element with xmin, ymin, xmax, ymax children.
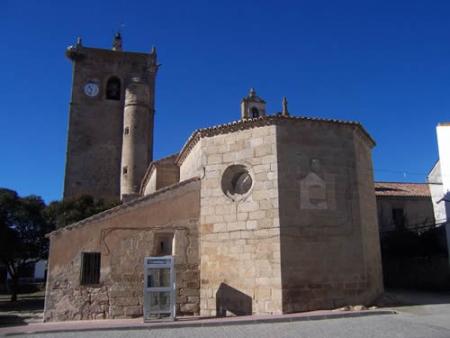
<box><xmin>63</xmin><ymin>35</ymin><xmax>158</xmax><ymax>201</ymax></box>
<box><xmin>240</xmin><ymin>88</ymin><xmax>266</xmax><ymax>119</ymax></box>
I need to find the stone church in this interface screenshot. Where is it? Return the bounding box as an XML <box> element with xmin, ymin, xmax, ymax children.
<box><xmin>44</xmin><ymin>35</ymin><xmax>383</xmax><ymax>321</ymax></box>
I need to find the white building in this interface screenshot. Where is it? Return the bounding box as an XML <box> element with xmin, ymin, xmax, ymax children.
<box><xmin>427</xmin><ymin>123</ymin><xmax>450</xmax><ymax>265</ymax></box>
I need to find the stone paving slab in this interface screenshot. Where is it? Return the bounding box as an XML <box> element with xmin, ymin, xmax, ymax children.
<box><xmin>0</xmin><ymin>309</ymin><xmax>396</xmax><ymax>336</ymax></box>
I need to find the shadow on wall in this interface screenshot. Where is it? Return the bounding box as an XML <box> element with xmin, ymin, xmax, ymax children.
<box><xmin>216</xmin><ymin>283</ymin><xmax>252</xmax><ymax>316</ymax></box>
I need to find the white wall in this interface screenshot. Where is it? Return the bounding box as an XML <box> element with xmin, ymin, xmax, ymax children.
<box><xmin>6</xmin><ymin>260</ymin><xmax>47</xmax><ymax>281</ymax></box>
<box><xmin>437</xmin><ymin>124</ymin><xmax>450</xmax><ymax>191</ymax></box>
<box><xmin>34</xmin><ymin>260</ymin><xmax>47</xmax><ymax>280</ymax></box>
<box><xmin>436</xmin><ymin>123</ymin><xmax>450</xmax><ymax>266</ymax></box>
<box><xmin>437</xmin><ymin>123</ymin><xmax>450</xmax><ymax>222</ymax></box>
<box><xmin>143</xmin><ymin>169</ymin><xmax>157</xmax><ymax>195</ymax></box>
<box><xmin>179</xmin><ymin>140</ymin><xmax>205</xmax><ymax>181</ymax></box>
<box><xmin>428</xmin><ymin>161</ymin><xmax>447</xmax><ymax>224</ymax></box>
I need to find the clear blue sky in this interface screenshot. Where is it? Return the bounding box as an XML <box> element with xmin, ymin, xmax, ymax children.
<box><xmin>1</xmin><ymin>0</ymin><xmax>449</xmax><ymax>202</ymax></box>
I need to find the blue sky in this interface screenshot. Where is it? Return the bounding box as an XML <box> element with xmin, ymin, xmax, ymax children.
<box><xmin>0</xmin><ymin>0</ymin><xmax>449</xmax><ymax>202</ymax></box>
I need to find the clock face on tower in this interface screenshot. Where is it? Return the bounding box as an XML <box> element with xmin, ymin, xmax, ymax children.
<box><xmin>84</xmin><ymin>82</ymin><xmax>99</xmax><ymax>97</ymax></box>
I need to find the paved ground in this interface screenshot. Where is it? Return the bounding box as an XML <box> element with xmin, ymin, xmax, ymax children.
<box><xmin>4</xmin><ymin>310</ymin><xmax>450</xmax><ymax>338</ymax></box>
<box><xmin>0</xmin><ymin>291</ymin><xmax>44</xmax><ymax>327</ymax></box>
<box><xmin>1</xmin><ymin>289</ymin><xmax>450</xmax><ymax>337</ymax></box>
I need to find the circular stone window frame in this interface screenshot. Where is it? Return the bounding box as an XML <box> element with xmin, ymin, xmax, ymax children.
<box><xmin>221</xmin><ymin>163</ymin><xmax>255</xmax><ymax>202</ymax></box>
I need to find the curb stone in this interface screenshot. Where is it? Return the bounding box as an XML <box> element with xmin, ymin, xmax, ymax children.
<box><xmin>3</xmin><ymin>310</ymin><xmax>398</xmax><ymax>336</ymax></box>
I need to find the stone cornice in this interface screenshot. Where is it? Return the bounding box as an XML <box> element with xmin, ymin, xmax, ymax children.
<box><xmin>175</xmin><ymin>115</ymin><xmax>376</xmax><ymax>166</ymax></box>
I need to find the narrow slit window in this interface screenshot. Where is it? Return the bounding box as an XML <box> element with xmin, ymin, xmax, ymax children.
<box><xmin>80</xmin><ymin>252</ymin><xmax>101</xmax><ymax>285</ymax></box>
<box><xmin>124</xmin><ymin>127</ymin><xmax>130</xmax><ymax>135</ymax></box>
<box><xmin>123</xmin><ymin>166</ymin><xmax>128</xmax><ymax>175</ymax></box>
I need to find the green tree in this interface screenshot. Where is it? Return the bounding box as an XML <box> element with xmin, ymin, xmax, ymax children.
<box><xmin>0</xmin><ymin>190</ymin><xmax>117</xmax><ymax>301</ymax></box>
<box><xmin>45</xmin><ymin>195</ymin><xmax>119</xmax><ymax>229</ymax></box>
<box><xmin>0</xmin><ymin>189</ymin><xmax>52</xmax><ymax>301</ymax></box>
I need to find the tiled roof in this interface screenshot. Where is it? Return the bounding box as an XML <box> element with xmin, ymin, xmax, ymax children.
<box><xmin>374</xmin><ymin>182</ymin><xmax>431</xmax><ymax>197</ymax></box>
<box><xmin>47</xmin><ymin>177</ymin><xmax>200</xmax><ymax>238</ymax></box>
<box><xmin>176</xmin><ymin>115</ymin><xmax>375</xmax><ymax>165</ymax></box>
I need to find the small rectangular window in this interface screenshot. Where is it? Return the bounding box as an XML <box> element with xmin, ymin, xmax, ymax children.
<box><xmin>124</xmin><ymin>127</ymin><xmax>130</xmax><ymax>135</ymax></box>
<box><xmin>80</xmin><ymin>252</ymin><xmax>101</xmax><ymax>285</ymax></box>
<box><xmin>154</xmin><ymin>233</ymin><xmax>174</xmax><ymax>256</ymax></box>
<box><xmin>123</xmin><ymin>166</ymin><xmax>128</xmax><ymax>175</ymax></box>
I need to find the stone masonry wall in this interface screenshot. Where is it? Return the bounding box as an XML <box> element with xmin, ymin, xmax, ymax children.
<box><xmin>181</xmin><ymin>125</ymin><xmax>282</xmax><ymax>316</ymax></box>
<box><xmin>276</xmin><ymin>120</ymin><xmax>383</xmax><ymax>312</ymax></box>
<box><xmin>142</xmin><ymin>158</ymin><xmax>179</xmax><ymax>196</ymax></box>
<box><xmin>156</xmin><ymin>160</ymin><xmax>180</xmax><ymax>190</ymax></box>
<box><xmin>64</xmin><ymin>47</ymin><xmax>156</xmax><ymax>201</ymax></box>
<box><xmin>44</xmin><ymin>179</ymin><xmax>200</xmax><ymax>321</ymax></box>
<box><xmin>353</xmin><ymin>130</ymin><xmax>384</xmax><ymax>301</ymax></box>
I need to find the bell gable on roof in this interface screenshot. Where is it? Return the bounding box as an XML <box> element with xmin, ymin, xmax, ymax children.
<box><xmin>240</xmin><ymin>88</ymin><xmax>267</xmax><ymax>119</ymax></box>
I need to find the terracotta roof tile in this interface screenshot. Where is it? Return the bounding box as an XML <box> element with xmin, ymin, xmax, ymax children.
<box><xmin>176</xmin><ymin>115</ymin><xmax>375</xmax><ymax>165</ymax></box>
<box><xmin>374</xmin><ymin>182</ymin><xmax>431</xmax><ymax>197</ymax></box>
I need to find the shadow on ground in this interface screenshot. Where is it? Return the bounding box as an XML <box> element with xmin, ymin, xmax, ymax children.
<box><xmin>376</xmin><ymin>289</ymin><xmax>450</xmax><ymax>308</ymax></box>
<box><xmin>0</xmin><ymin>314</ymin><xmax>27</xmax><ymax>327</ymax></box>
<box><xmin>0</xmin><ymin>292</ymin><xmax>44</xmax><ymax>327</ymax></box>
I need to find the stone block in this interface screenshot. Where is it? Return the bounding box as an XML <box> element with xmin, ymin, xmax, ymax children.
<box><xmin>109</xmin><ymin>290</ymin><xmax>134</xmax><ymax>298</ymax></box>
<box><xmin>215</xmin><ymin>204</ymin><xmax>235</xmax><ymax>215</ymax></box>
<box><xmin>236</xmin><ymin>148</ymin><xmax>253</xmax><ymax>160</ymax></box>
<box><xmin>238</xmin><ymin>201</ymin><xmax>259</xmax><ymax>213</ymax></box>
<box><xmin>260</xmin><ymin>155</ymin><xmax>276</xmax><ymax>164</ymax></box>
<box><xmin>249</xmin><ymin>210</ymin><xmax>266</xmax><ymax>220</ymax></box>
<box><xmin>254</xmin><ymin>144</ymin><xmax>273</xmax><ymax>157</ymax></box>
<box><xmin>187</xmin><ymin>296</ymin><xmax>200</xmax><ymax>303</ymax></box>
<box><xmin>181</xmin><ymin>288</ymin><xmax>199</xmax><ymax>296</ymax></box>
<box><xmin>109</xmin><ymin>306</ymin><xmax>125</xmax><ymax>317</ymax></box>
<box><xmin>208</xmin><ymin>154</ymin><xmax>222</xmax><ymax>164</ymax></box>
<box><xmin>229</xmin><ymin>231</ymin><xmax>241</xmax><ymax>239</ymax></box>
<box><xmin>246</xmin><ymin>220</ymin><xmax>257</xmax><ymax>230</ymax></box>
<box><xmin>218</xmin><ymin>232</ymin><xmax>229</xmax><ymax>240</ymax></box>
<box><xmin>213</xmin><ymin>223</ymin><xmax>227</xmax><ymax>232</ymax></box>
<box><xmin>180</xmin><ymin>302</ymin><xmax>200</xmax><ymax>313</ymax></box>
<box><xmin>250</xmin><ymin>137</ymin><xmax>264</xmax><ymax>147</ymax></box>
<box><xmin>124</xmin><ymin>306</ymin><xmax>142</xmax><ymax>317</ymax></box>
<box><xmin>259</xmin><ymin>199</ymin><xmax>272</xmax><ymax>210</ymax></box>
<box><xmin>253</xmin><ymin>164</ymin><xmax>270</xmax><ymax>174</ymax></box>
<box><xmin>203</xmin><ymin>215</ymin><xmax>224</xmax><ymax>223</ymax></box>
<box><xmin>237</xmin><ymin>212</ymin><xmax>249</xmax><ymax>221</ymax></box>
<box><xmin>224</xmin><ymin>213</ymin><xmax>237</xmax><ymax>222</ymax></box>
<box><xmin>111</xmin><ymin>297</ymin><xmax>138</xmax><ymax>307</ymax></box>
<box><xmin>223</xmin><ymin>152</ymin><xmax>236</xmax><ymax>162</ymax></box>
<box><xmin>255</xmin><ymin>287</ymin><xmax>272</xmax><ymax>300</ymax></box>
<box><xmin>227</xmin><ymin>221</ymin><xmax>246</xmax><ymax>231</ymax></box>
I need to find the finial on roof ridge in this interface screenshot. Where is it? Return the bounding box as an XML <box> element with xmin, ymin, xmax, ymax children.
<box><xmin>282</xmin><ymin>97</ymin><xmax>289</xmax><ymax>116</ymax></box>
<box><xmin>112</xmin><ymin>32</ymin><xmax>122</xmax><ymax>51</ymax></box>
